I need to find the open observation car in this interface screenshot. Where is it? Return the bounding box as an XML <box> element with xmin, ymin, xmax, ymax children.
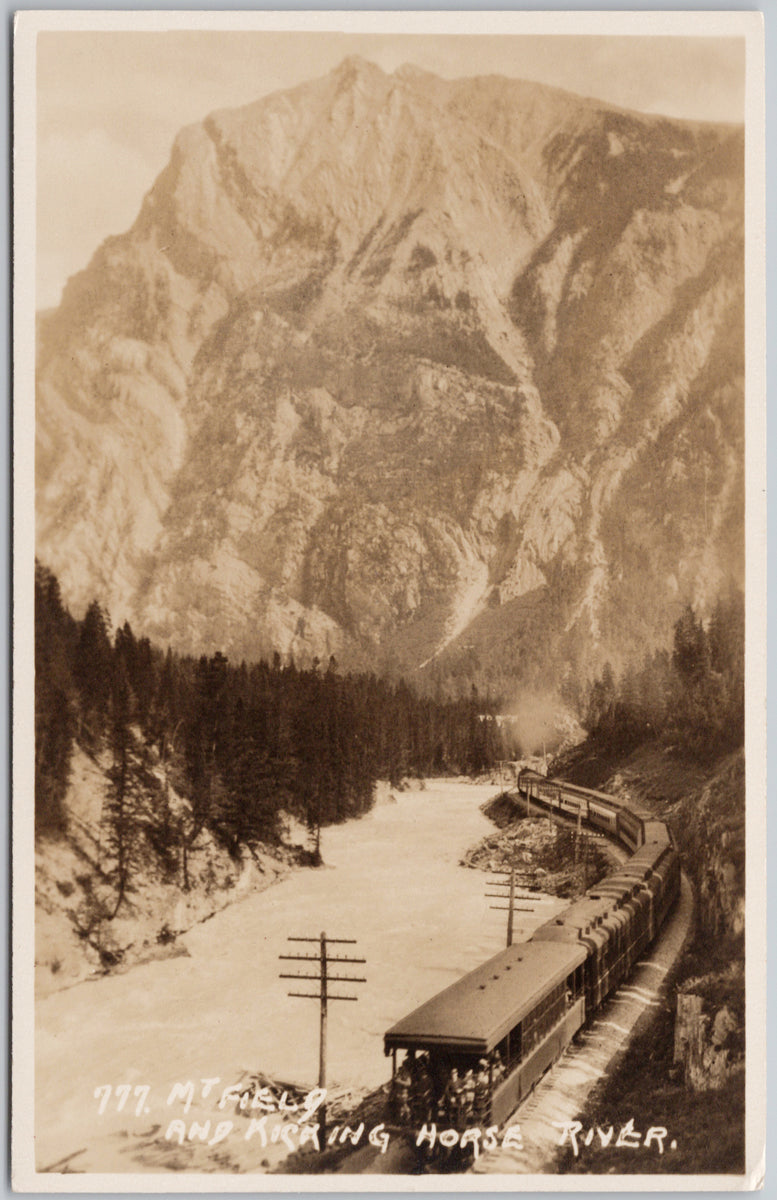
<box><xmin>384</xmin><ymin>940</ymin><xmax>587</xmax><ymax>1126</ymax></box>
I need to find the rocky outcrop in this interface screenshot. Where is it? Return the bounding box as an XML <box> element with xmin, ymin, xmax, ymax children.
<box><xmin>671</xmin><ymin>753</ymin><xmax>745</xmax><ymax>938</ymax></box>
<box><xmin>35</xmin><ymin>745</ymin><xmax>295</xmax><ymax>995</ymax></box>
<box><xmin>36</xmin><ymin>59</ymin><xmax>744</xmax><ymax>683</ymax></box>
<box><xmin>674</xmin><ymin>989</ymin><xmax>743</xmax><ymax>1091</ymax></box>
<box><xmin>566</xmin><ymin>744</ymin><xmax>746</xmax><ymax>1097</ymax></box>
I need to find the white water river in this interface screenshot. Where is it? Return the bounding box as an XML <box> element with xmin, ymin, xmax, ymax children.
<box><xmin>35</xmin><ymin>779</ymin><xmax>565</xmax><ymax>1171</ymax></box>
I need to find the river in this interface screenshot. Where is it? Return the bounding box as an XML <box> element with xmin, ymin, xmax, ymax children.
<box><xmin>35</xmin><ymin>779</ymin><xmax>566</xmax><ymax>1172</ymax></box>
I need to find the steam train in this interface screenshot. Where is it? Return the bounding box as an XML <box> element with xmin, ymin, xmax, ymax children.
<box><xmin>384</xmin><ymin>769</ymin><xmax>679</xmax><ymax>1127</ymax></box>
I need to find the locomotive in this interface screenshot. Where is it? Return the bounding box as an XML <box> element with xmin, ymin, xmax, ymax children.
<box><xmin>384</xmin><ymin>769</ymin><xmax>679</xmax><ymax>1127</ymax></box>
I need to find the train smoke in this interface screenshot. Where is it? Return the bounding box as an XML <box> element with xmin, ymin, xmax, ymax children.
<box><xmin>502</xmin><ymin>691</ymin><xmax>581</xmax><ymax>758</ymax></box>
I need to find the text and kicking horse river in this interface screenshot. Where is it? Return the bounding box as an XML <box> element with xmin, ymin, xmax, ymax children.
<box><xmin>36</xmin><ymin>779</ymin><xmax>565</xmax><ymax>1167</ymax></box>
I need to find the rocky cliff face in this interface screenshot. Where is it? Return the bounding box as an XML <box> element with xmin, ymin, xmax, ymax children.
<box><xmin>36</xmin><ymin>57</ymin><xmax>744</xmax><ymax>683</ymax></box>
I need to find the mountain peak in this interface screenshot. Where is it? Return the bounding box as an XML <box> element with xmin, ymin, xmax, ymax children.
<box><xmin>36</xmin><ymin>64</ymin><xmax>744</xmax><ymax>683</ymax></box>
<box><xmin>333</xmin><ymin>55</ymin><xmax>385</xmax><ymax>82</ymax></box>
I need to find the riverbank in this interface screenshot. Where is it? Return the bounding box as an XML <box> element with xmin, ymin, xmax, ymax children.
<box><xmin>460</xmin><ymin>791</ymin><xmax>614</xmax><ymax>898</ymax></box>
<box><xmin>34</xmin><ymin>760</ymin><xmax>446</xmax><ymax>998</ymax></box>
<box><xmin>35</xmin><ymin>746</ymin><xmax>311</xmax><ymax>997</ymax></box>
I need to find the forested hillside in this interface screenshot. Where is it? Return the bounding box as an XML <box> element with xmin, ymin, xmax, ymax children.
<box><xmin>36</xmin><ymin>559</ymin><xmax>505</xmax><ymax>862</ymax></box>
<box><xmin>36</xmin><ymin>559</ymin><xmax>510</xmax><ymax>985</ymax></box>
<box><xmin>580</xmin><ymin>588</ymin><xmax>744</xmax><ymax>760</ymax></box>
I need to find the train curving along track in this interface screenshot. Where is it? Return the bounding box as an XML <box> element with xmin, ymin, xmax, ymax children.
<box><xmin>380</xmin><ymin>769</ymin><xmax>689</xmax><ymax>1165</ymax></box>
<box><xmin>470</xmin><ymin>870</ymin><xmax>693</xmax><ymax>1174</ymax></box>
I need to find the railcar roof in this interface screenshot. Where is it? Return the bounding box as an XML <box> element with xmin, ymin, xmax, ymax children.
<box><xmin>590</xmin><ymin>878</ymin><xmax>644</xmax><ymax>897</ymax></box>
<box><xmin>641</xmin><ymin>828</ymin><xmax>673</xmax><ymax>847</ymax></box>
<box><xmin>518</xmin><ymin>768</ymin><xmax>659</xmax><ymax>814</ymax></box>
<box><xmin>384</xmin><ymin>941</ymin><xmax>586</xmax><ymax>1055</ymax></box>
<box><xmin>547</xmin><ymin>776</ymin><xmax>625</xmax><ymax>807</ymax></box>
<box><xmin>533</xmin><ymin>893</ymin><xmax>616</xmax><ymax>933</ymax></box>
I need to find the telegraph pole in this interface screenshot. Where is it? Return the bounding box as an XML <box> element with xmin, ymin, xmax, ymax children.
<box><xmin>319</xmin><ymin>934</ymin><xmax>327</xmax><ymax>1096</ymax></box>
<box><xmin>486</xmin><ymin>867</ymin><xmax>535</xmax><ymax>947</ymax></box>
<box><xmin>279</xmin><ymin>932</ymin><xmax>366</xmax><ymax>1134</ymax></box>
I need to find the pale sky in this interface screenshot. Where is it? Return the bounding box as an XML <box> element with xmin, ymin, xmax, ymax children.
<box><xmin>36</xmin><ymin>29</ymin><xmax>746</xmax><ymax>310</ymax></box>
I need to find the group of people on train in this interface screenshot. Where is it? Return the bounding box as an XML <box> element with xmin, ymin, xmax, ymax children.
<box><xmin>390</xmin><ymin>1050</ymin><xmax>506</xmax><ymax>1129</ymax></box>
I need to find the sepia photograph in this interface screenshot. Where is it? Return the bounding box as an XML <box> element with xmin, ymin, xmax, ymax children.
<box><xmin>12</xmin><ymin>10</ymin><xmax>766</xmax><ymax>1190</ymax></box>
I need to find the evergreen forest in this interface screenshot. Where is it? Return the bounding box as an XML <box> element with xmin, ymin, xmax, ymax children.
<box><xmin>35</xmin><ymin>562</ymin><xmax>507</xmax><ymax>897</ymax></box>
<box><xmin>582</xmin><ymin>590</ymin><xmax>745</xmax><ymax>760</ymax></box>
<box><xmin>35</xmin><ymin>558</ymin><xmax>744</xmax><ymax>923</ymax></box>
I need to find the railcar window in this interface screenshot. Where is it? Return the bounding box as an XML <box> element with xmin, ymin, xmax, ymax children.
<box><xmin>520</xmin><ymin>982</ymin><xmax>567</xmax><ymax>1057</ymax></box>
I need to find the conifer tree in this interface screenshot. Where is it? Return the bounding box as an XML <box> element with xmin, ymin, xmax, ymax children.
<box><xmin>75</xmin><ymin>598</ymin><xmax>113</xmax><ymax>748</ymax></box>
<box><xmin>104</xmin><ymin>656</ymin><xmax>145</xmax><ymax>917</ymax></box>
<box><xmin>34</xmin><ymin>562</ymin><xmax>76</xmax><ymax>835</ymax></box>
